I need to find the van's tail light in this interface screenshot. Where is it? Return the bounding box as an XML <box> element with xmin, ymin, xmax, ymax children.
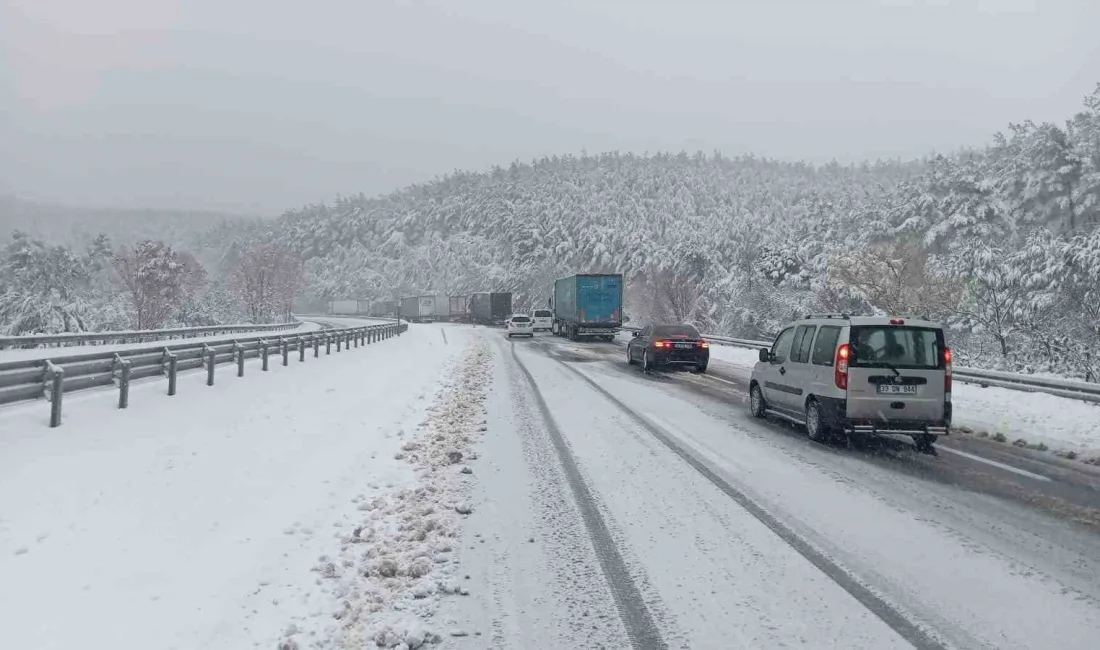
<box><xmin>944</xmin><ymin>347</ymin><xmax>953</xmax><ymax>394</ymax></box>
<box><xmin>835</xmin><ymin>344</ymin><xmax>850</xmax><ymax>389</ymax></box>
<box><xmin>654</xmin><ymin>340</ymin><xmax>667</xmax><ymax>349</ymax></box>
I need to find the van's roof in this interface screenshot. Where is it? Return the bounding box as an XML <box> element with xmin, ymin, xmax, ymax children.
<box><xmin>796</xmin><ymin>315</ymin><xmax>943</xmax><ymax>329</ymax></box>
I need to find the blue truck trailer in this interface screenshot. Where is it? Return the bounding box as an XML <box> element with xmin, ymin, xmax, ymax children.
<box><xmin>551</xmin><ymin>273</ymin><xmax>623</xmax><ymax>341</ymax></box>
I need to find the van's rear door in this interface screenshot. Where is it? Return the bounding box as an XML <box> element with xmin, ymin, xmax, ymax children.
<box><xmin>846</xmin><ymin>325</ymin><xmax>947</xmax><ymax>424</ymax></box>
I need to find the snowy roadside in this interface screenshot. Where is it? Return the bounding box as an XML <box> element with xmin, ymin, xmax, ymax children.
<box><xmin>0</xmin><ymin>322</ymin><xmax>463</xmax><ymax>650</ymax></box>
<box><xmin>0</xmin><ymin>320</ymin><xmax>322</xmax><ymax>362</ymax></box>
<box><xmin>706</xmin><ymin>344</ymin><xmax>1100</xmax><ymax>457</ymax></box>
<box><xmin>281</xmin><ymin>329</ymin><xmax>493</xmax><ymax>650</ymax></box>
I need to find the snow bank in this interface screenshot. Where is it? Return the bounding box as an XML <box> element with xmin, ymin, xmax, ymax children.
<box><xmin>950</xmin><ymin>382</ymin><xmax>1100</xmax><ymax>456</ymax></box>
<box><xmin>706</xmin><ymin>343</ymin><xmax>762</xmax><ymax>370</ymax></box>
<box><xmin>281</xmin><ymin>337</ymin><xmax>492</xmax><ymax>649</ymax></box>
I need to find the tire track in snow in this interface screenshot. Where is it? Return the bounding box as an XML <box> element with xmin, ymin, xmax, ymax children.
<box><xmin>509</xmin><ymin>342</ymin><xmax>669</xmax><ymax>650</ymax></box>
<box><xmin>557</xmin><ymin>360</ymin><xmax>950</xmax><ymax>650</ymax></box>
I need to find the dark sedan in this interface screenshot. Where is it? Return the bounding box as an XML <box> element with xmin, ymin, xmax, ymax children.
<box><xmin>627</xmin><ymin>323</ymin><xmax>709</xmax><ymax>373</ymax></box>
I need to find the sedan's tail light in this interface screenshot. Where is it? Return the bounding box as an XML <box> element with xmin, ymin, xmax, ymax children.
<box><xmin>654</xmin><ymin>340</ymin><xmax>668</xmax><ymax>348</ymax></box>
<box><xmin>699</xmin><ymin>341</ymin><xmax>710</xmax><ymax>349</ymax></box>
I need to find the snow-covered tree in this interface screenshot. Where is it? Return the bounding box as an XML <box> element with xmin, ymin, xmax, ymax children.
<box><xmin>229</xmin><ymin>243</ymin><xmax>305</xmax><ymax>323</ymax></box>
<box><xmin>112</xmin><ymin>240</ymin><xmax>204</xmax><ymax>330</ymax></box>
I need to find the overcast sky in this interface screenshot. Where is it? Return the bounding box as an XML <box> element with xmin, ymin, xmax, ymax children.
<box><xmin>1</xmin><ymin>0</ymin><xmax>1098</xmax><ymax>215</ymax></box>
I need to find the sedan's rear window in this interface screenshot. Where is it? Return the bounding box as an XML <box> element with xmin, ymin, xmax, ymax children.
<box><xmin>511</xmin><ymin>316</ymin><xmax>531</xmax><ymax>323</ymax></box>
<box><xmin>653</xmin><ymin>325</ymin><xmax>701</xmax><ymax>338</ymax></box>
<box><xmin>849</xmin><ymin>326</ymin><xmax>944</xmax><ymax>369</ymax></box>
<box><xmin>533</xmin><ymin>310</ymin><xmax>552</xmax><ymax>317</ymax></box>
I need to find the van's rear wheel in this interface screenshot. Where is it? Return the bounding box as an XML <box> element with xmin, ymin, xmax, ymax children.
<box><xmin>805</xmin><ymin>400</ymin><xmax>829</xmax><ymax>442</ymax></box>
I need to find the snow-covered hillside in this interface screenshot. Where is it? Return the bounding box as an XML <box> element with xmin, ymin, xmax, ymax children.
<box><xmin>278</xmin><ymin>85</ymin><xmax>1100</xmax><ymax>380</ymax></box>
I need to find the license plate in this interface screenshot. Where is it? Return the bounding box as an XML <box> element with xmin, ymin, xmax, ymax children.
<box><xmin>675</xmin><ymin>343</ymin><xmax>694</xmax><ymax>349</ymax></box>
<box><xmin>877</xmin><ymin>384</ymin><xmax>918</xmax><ymax>395</ymax></box>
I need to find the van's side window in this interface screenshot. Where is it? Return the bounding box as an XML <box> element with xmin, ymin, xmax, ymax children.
<box><xmin>791</xmin><ymin>325</ymin><xmax>816</xmax><ymax>363</ymax></box>
<box><xmin>771</xmin><ymin>328</ymin><xmax>795</xmax><ymax>364</ymax></box>
<box><xmin>811</xmin><ymin>326</ymin><xmax>842</xmax><ymax>366</ymax></box>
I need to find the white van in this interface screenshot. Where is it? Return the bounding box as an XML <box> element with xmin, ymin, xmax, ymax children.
<box><xmin>749</xmin><ymin>314</ymin><xmax>951</xmax><ymax>453</ymax></box>
<box><xmin>531</xmin><ymin>309</ymin><xmax>553</xmax><ymax>332</ymax></box>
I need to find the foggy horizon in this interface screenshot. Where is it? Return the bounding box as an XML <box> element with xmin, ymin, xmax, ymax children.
<box><xmin>3</xmin><ymin>0</ymin><xmax>1098</xmax><ymax>215</ymax></box>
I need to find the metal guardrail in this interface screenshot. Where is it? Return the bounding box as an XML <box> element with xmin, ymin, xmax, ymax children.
<box><xmin>0</xmin><ymin>321</ymin><xmax>408</xmax><ymax>427</ymax></box>
<box><xmin>0</xmin><ymin>321</ymin><xmax>304</xmax><ymax>350</ymax></box>
<box><xmin>622</xmin><ymin>326</ymin><xmax>1100</xmax><ymax>404</ymax></box>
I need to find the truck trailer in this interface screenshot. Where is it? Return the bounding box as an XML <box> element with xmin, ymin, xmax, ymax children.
<box><xmin>328</xmin><ymin>299</ymin><xmax>370</xmax><ymax>315</ymax></box>
<box><xmin>469</xmin><ymin>292</ymin><xmax>512</xmax><ymax>326</ymax></box>
<box><xmin>399</xmin><ymin>295</ymin><xmax>437</xmax><ymax>322</ymax></box>
<box><xmin>369</xmin><ymin>300</ymin><xmax>399</xmax><ymax>318</ymax></box>
<box><xmin>551</xmin><ymin>274</ymin><xmax>623</xmax><ymax>341</ymax></box>
<box><xmin>448</xmin><ymin>295</ymin><xmax>468</xmax><ymax>322</ymax></box>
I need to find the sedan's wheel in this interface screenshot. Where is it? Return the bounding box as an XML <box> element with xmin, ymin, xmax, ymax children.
<box><xmin>627</xmin><ymin>346</ymin><xmax>636</xmax><ymax>365</ymax></box>
<box><xmin>694</xmin><ymin>363</ymin><xmax>708</xmax><ymax>374</ymax></box>
<box><xmin>642</xmin><ymin>350</ymin><xmax>651</xmax><ymax>373</ymax></box>
<box><xmin>749</xmin><ymin>384</ymin><xmax>767</xmax><ymax>418</ymax></box>
<box><xmin>806</xmin><ymin>400</ymin><xmax>828</xmax><ymax>442</ymax></box>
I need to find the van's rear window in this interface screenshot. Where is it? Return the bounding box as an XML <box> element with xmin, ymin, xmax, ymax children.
<box><xmin>849</xmin><ymin>326</ymin><xmax>944</xmax><ymax>369</ymax></box>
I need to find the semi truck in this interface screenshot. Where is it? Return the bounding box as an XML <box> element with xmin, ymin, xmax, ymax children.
<box><xmin>551</xmin><ymin>274</ymin><xmax>623</xmax><ymax>341</ymax></box>
<box><xmin>469</xmin><ymin>292</ymin><xmax>512</xmax><ymax>326</ymax></box>
<box><xmin>328</xmin><ymin>299</ymin><xmax>370</xmax><ymax>315</ymax></box>
<box><xmin>399</xmin><ymin>295</ymin><xmax>437</xmax><ymax>322</ymax></box>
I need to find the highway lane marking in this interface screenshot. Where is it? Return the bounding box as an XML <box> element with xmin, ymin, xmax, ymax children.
<box><xmin>937</xmin><ymin>445</ymin><xmax>1052</xmax><ymax>482</ymax></box>
<box><xmin>700</xmin><ymin>374</ymin><xmax>739</xmax><ymax>387</ymax></box>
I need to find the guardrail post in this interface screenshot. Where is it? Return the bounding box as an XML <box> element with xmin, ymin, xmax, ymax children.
<box><xmin>163</xmin><ymin>350</ymin><xmax>178</xmax><ymax>396</ymax></box>
<box><xmin>260</xmin><ymin>339</ymin><xmax>269</xmax><ymax>371</ymax></box>
<box><xmin>204</xmin><ymin>344</ymin><xmax>215</xmax><ymax>386</ymax></box>
<box><xmin>112</xmin><ymin>354</ymin><xmax>131</xmax><ymax>409</ymax></box>
<box><xmin>43</xmin><ymin>361</ymin><xmax>64</xmax><ymax>427</ymax></box>
<box><xmin>298</xmin><ymin>338</ymin><xmax>305</xmax><ymax>362</ymax></box>
<box><xmin>230</xmin><ymin>341</ymin><xmax>242</xmax><ymax>377</ymax></box>
<box><xmin>280</xmin><ymin>337</ymin><xmax>289</xmax><ymax>366</ymax></box>
<box><xmin>353</xmin><ymin>329</ymin><xmax>359</xmax><ymax>348</ymax></box>
<box><xmin>313</xmin><ymin>333</ymin><xmax>319</xmax><ymax>357</ymax></box>
<box><xmin>326</xmin><ymin>334</ymin><xmax>332</xmax><ymax>355</ymax></box>
<box><xmin>336</xmin><ymin>332</ymin><xmax>343</xmax><ymax>352</ymax></box>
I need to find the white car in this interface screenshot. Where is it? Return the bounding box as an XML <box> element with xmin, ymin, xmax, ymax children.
<box><xmin>531</xmin><ymin>309</ymin><xmax>553</xmax><ymax>332</ymax></box>
<box><xmin>506</xmin><ymin>314</ymin><xmax>534</xmax><ymax>338</ymax></box>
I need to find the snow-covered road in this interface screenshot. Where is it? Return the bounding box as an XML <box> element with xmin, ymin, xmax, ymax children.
<box><xmin>4</xmin><ymin>322</ymin><xmax>1098</xmax><ymax>649</ymax></box>
<box><xmin>439</xmin><ymin>328</ymin><xmax>1100</xmax><ymax>649</ymax></box>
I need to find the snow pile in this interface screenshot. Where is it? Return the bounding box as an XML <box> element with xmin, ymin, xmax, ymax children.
<box><xmin>281</xmin><ymin>339</ymin><xmax>491</xmax><ymax>650</ymax></box>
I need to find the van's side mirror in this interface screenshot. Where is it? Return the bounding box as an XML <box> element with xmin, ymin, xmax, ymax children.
<box><xmin>758</xmin><ymin>348</ymin><xmax>770</xmax><ymax>363</ymax></box>
<box><xmin>631</xmin><ymin>331</ymin><xmax>640</xmax><ymax>338</ymax></box>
